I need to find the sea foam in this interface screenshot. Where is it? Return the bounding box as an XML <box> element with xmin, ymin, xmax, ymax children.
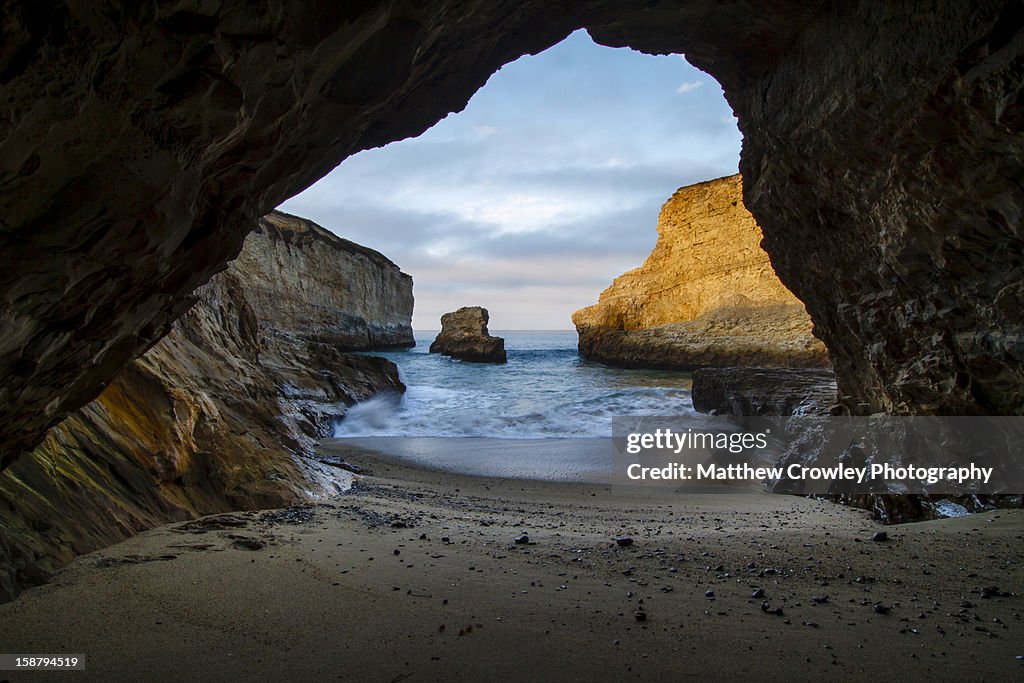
<box><xmin>334</xmin><ymin>331</ymin><xmax>694</xmax><ymax>439</ymax></box>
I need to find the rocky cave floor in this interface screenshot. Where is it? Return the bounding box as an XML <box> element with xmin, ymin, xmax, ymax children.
<box><xmin>0</xmin><ymin>451</ymin><xmax>1020</xmax><ymax>682</ymax></box>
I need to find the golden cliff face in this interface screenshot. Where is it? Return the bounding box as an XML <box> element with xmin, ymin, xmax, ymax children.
<box><xmin>573</xmin><ymin>175</ymin><xmax>829</xmax><ymax>370</ymax></box>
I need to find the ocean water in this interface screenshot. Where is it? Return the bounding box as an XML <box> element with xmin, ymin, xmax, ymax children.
<box><xmin>334</xmin><ymin>330</ymin><xmax>695</xmax><ymax>439</ymax></box>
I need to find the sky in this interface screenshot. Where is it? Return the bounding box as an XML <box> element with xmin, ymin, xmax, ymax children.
<box><xmin>279</xmin><ymin>29</ymin><xmax>741</xmax><ymax>330</ymax></box>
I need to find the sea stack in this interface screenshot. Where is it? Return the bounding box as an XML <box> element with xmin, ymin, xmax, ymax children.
<box><xmin>572</xmin><ymin>175</ymin><xmax>829</xmax><ymax>370</ymax></box>
<box><xmin>429</xmin><ymin>307</ymin><xmax>507</xmax><ymax>363</ymax></box>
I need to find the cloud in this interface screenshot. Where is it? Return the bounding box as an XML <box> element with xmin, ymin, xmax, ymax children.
<box><xmin>471</xmin><ymin>125</ymin><xmax>498</xmax><ymax>139</ymax></box>
<box><xmin>287</xmin><ymin>201</ymin><xmax>658</xmax><ymax>269</ymax></box>
<box><xmin>278</xmin><ymin>198</ymin><xmax>661</xmax><ymax>329</ymax></box>
<box><xmin>278</xmin><ymin>29</ymin><xmax>741</xmax><ymax>329</ymax></box>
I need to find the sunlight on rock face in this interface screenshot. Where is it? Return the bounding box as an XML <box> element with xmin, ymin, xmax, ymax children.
<box><xmin>573</xmin><ymin>175</ymin><xmax>829</xmax><ymax>370</ymax></box>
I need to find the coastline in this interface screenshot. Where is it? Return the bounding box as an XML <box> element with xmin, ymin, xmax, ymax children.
<box><xmin>0</xmin><ymin>443</ymin><xmax>1020</xmax><ymax>681</ymax></box>
<box><xmin>324</xmin><ymin>436</ymin><xmax>619</xmax><ymax>483</ymax></box>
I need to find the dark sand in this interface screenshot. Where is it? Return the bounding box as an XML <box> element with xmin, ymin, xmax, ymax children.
<box><xmin>0</xmin><ymin>441</ymin><xmax>1021</xmax><ymax>682</ymax></box>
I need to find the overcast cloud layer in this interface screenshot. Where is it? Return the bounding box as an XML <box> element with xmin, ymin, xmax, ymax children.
<box><xmin>279</xmin><ymin>30</ymin><xmax>741</xmax><ymax>330</ymax></box>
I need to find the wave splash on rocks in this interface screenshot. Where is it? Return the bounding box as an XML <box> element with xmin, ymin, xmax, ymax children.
<box><xmin>336</xmin><ymin>331</ymin><xmax>695</xmax><ymax>439</ymax></box>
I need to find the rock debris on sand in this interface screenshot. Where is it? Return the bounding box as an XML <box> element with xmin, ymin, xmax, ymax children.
<box><xmin>0</xmin><ymin>445</ymin><xmax>1020</xmax><ymax>681</ymax></box>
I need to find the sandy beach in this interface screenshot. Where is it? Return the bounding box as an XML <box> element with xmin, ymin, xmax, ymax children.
<box><xmin>0</xmin><ymin>442</ymin><xmax>1020</xmax><ymax>682</ymax></box>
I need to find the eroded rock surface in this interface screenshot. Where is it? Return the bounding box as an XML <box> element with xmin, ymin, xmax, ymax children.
<box><xmin>574</xmin><ymin>176</ymin><xmax>828</xmax><ymax>370</ymax></box>
<box><xmin>243</xmin><ymin>212</ymin><xmax>414</xmax><ymax>351</ymax></box>
<box><xmin>0</xmin><ymin>213</ymin><xmax>410</xmax><ymax>601</ymax></box>
<box><xmin>691</xmin><ymin>367</ymin><xmax>838</xmax><ymax>416</ymax></box>
<box><xmin>429</xmin><ymin>306</ymin><xmax>507</xmax><ymax>363</ymax></box>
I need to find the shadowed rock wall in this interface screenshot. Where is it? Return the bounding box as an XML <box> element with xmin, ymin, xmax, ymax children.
<box><xmin>1</xmin><ymin>1</ymin><xmax>1021</xmax><ymax>466</ymax></box>
<box><xmin>0</xmin><ymin>213</ymin><xmax>409</xmax><ymax>601</ymax></box>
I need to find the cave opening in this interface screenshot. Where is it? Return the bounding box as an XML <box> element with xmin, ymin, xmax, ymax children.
<box><xmin>276</xmin><ymin>30</ymin><xmax>827</xmax><ymax>449</ymax></box>
<box><xmin>3</xmin><ymin>2</ymin><xmax>1019</xmax><ymax>479</ymax></box>
<box><xmin>279</xmin><ymin>29</ymin><xmax>743</xmax><ymax>332</ymax></box>
<box><xmin>2</xmin><ymin>5</ymin><xmax>1023</xmax><ymax>675</ymax></box>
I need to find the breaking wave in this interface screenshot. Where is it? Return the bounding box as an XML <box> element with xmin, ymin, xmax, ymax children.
<box><xmin>334</xmin><ymin>331</ymin><xmax>694</xmax><ymax>439</ymax></box>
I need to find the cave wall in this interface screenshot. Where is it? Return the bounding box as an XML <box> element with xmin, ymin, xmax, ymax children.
<box><xmin>735</xmin><ymin>2</ymin><xmax>1024</xmax><ymax>415</ymax></box>
<box><xmin>1</xmin><ymin>1</ymin><xmax>1022</xmax><ymax>467</ymax></box>
<box><xmin>0</xmin><ymin>212</ymin><xmax>408</xmax><ymax>601</ymax></box>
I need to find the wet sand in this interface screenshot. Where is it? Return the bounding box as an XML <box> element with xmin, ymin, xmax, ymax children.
<box><xmin>0</xmin><ymin>442</ymin><xmax>1021</xmax><ymax>682</ymax></box>
<box><xmin>327</xmin><ymin>436</ymin><xmax>619</xmax><ymax>482</ymax></box>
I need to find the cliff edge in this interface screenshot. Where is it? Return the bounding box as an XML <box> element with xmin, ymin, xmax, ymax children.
<box><xmin>572</xmin><ymin>175</ymin><xmax>829</xmax><ymax>370</ymax></box>
<box><xmin>0</xmin><ymin>212</ymin><xmax>412</xmax><ymax>601</ymax></box>
<box><xmin>245</xmin><ymin>212</ymin><xmax>414</xmax><ymax>350</ymax></box>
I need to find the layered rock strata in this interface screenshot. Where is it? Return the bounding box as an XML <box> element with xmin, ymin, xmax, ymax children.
<box><xmin>574</xmin><ymin>175</ymin><xmax>829</xmax><ymax>370</ymax></box>
<box><xmin>242</xmin><ymin>212</ymin><xmax>414</xmax><ymax>351</ymax></box>
<box><xmin>430</xmin><ymin>307</ymin><xmax>507</xmax><ymax>363</ymax></box>
<box><xmin>0</xmin><ymin>213</ymin><xmax>410</xmax><ymax>601</ymax></box>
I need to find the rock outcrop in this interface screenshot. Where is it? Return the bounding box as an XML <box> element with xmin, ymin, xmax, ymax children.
<box><xmin>242</xmin><ymin>212</ymin><xmax>414</xmax><ymax>351</ymax></box>
<box><xmin>690</xmin><ymin>368</ymin><xmax>1020</xmax><ymax>524</ymax></box>
<box><xmin>573</xmin><ymin>175</ymin><xmax>829</xmax><ymax>370</ymax></box>
<box><xmin>429</xmin><ymin>307</ymin><xmax>507</xmax><ymax>363</ymax></box>
<box><xmin>0</xmin><ymin>212</ymin><xmax>410</xmax><ymax>601</ymax></box>
<box><xmin>691</xmin><ymin>367</ymin><xmax>838</xmax><ymax>416</ymax></box>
